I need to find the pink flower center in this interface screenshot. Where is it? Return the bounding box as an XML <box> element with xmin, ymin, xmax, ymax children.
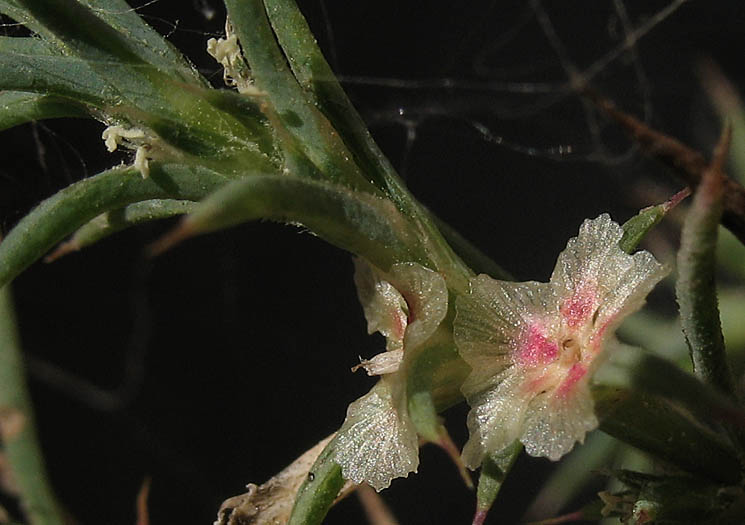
<box><xmin>516</xmin><ymin>325</ymin><xmax>559</xmax><ymax>367</ymax></box>
<box><xmin>556</xmin><ymin>363</ymin><xmax>587</xmax><ymax>397</ymax></box>
<box><xmin>560</xmin><ymin>285</ymin><xmax>597</xmax><ymax>328</ymax></box>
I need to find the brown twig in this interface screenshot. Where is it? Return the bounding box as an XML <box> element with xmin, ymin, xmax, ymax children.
<box><xmin>585</xmin><ymin>89</ymin><xmax>745</xmax><ymax>245</ymax></box>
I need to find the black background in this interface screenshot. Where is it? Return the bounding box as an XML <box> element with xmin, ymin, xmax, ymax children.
<box><xmin>1</xmin><ymin>1</ymin><xmax>745</xmax><ymax>523</ymax></box>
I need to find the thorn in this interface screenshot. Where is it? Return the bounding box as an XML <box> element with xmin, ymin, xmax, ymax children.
<box><xmin>146</xmin><ymin>221</ymin><xmax>195</xmax><ymax>257</ymax></box>
<box><xmin>437</xmin><ymin>428</ymin><xmax>474</xmax><ymax>489</ymax></box>
<box><xmin>472</xmin><ymin>508</ymin><xmax>489</xmax><ymax>525</ymax></box>
<box><xmin>356</xmin><ymin>483</ymin><xmax>400</xmax><ymax>525</ymax></box>
<box><xmin>662</xmin><ymin>187</ymin><xmax>692</xmax><ymax>212</ymax></box>
<box><xmin>44</xmin><ymin>240</ymin><xmax>80</xmax><ymax>263</ymax></box>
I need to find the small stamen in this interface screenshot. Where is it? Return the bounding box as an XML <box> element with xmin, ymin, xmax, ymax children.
<box><xmin>561</xmin><ymin>337</ymin><xmax>581</xmax><ymax>362</ymax></box>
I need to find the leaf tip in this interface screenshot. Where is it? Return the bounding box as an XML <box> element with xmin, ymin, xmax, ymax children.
<box><xmin>663</xmin><ymin>187</ymin><xmax>692</xmax><ymax>212</ymax></box>
<box><xmin>435</xmin><ymin>430</ymin><xmax>474</xmax><ymax>490</ymax></box>
<box><xmin>44</xmin><ymin>240</ymin><xmax>81</xmax><ymax>263</ymax></box>
<box><xmin>147</xmin><ymin>221</ymin><xmax>197</xmax><ymax>257</ymax></box>
<box><xmin>472</xmin><ymin>508</ymin><xmax>489</xmax><ymax>525</ymax></box>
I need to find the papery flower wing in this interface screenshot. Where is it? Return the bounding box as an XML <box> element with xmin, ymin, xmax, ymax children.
<box><xmin>551</xmin><ymin>214</ymin><xmax>667</xmax><ymax>337</ymax></box>
<box><xmin>352</xmin><ymin>348</ymin><xmax>404</xmax><ymax>376</ymax></box>
<box><xmin>333</xmin><ymin>379</ymin><xmax>418</xmax><ymax>491</ymax></box>
<box><xmin>461</xmin><ymin>368</ymin><xmax>530</xmax><ymax>469</ymax></box>
<box><xmin>386</xmin><ymin>262</ymin><xmax>448</xmax><ymax>349</ymax></box>
<box><xmin>591</xmin><ymin>250</ymin><xmax>668</xmax><ymax>344</ymax></box>
<box><xmin>353</xmin><ymin>259</ymin><xmax>408</xmax><ymax>350</ymax></box>
<box><xmin>455</xmin><ymin>275</ymin><xmax>557</xmax><ymax>392</ymax></box>
<box><xmin>551</xmin><ymin>214</ymin><xmax>626</xmax><ymax>329</ymax></box>
<box><xmin>521</xmin><ymin>379</ymin><xmax>597</xmax><ymax>461</ymax></box>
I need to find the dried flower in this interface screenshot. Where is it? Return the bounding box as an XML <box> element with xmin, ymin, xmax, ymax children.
<box><xmin>454</xmin><ymin>214</ymin><xmax>667</xmax><ymax>466</ymax></box>
<box><xmin>333</xmin><ymin>260</ymin><xmax>448</xmax><ymax>490</ymax></box>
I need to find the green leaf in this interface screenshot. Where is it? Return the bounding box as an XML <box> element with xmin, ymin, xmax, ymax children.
<box><xmin>0</xmin><ymin>2</ymin><xmax>50</xmax><ymax>41</ymax></box>
<box><xmin>78</xmin><ymin>0</ymin><xmax>207</xmax><ymax>86</ymax></box>
<box><xmin>45</xmin><ymin>199</ymin><xmax>197</xmax><ymax>262</ymax></box>
<box><xmin>0</xmin><ymin>7</ymin><xmax>269</xmax><ymax>166</ymax></box>
<box><xmin>473</xmin><ymin>441</ymin><xmax>522</xmax><ymax>525</ymax></box>
<box><xmin>223</xmin><ymin>0</ymin><xmax>374</xmax><ymax>193</ymax></box>
<box><xmin>0</xmin><ymin>91</ymin><xmax>88</xmax><ymax>132</ymax></box>
<box><xmin>597</xmin><ymin>345</ymin><xmax>745</xmax><ymax>437</ymax></box>
<box><xmin>152</xmin><ymin>175</ymin><xmax>424</xmax><ymax>271</ymax></box>
<box><xmin>0</xmin><ymin>48</ymin><xmax>276</xmax><ymax>170</ymax></box>
<box><xmin>0</xmin><ymin>51</ymin><xmax>115</xmax><ymax>106</ymax></box>
<box><xmin>261</xmin><ymin>0</ymin><xmax>406</xmax><ymax>200</ymax></box>
<box><xmin>288</xmin><ymin>438</ymin><xmax>345</xmax><ymax>525</ymax></box>
<box><xmin>0</xmin><ymin>285</ymin><xmax>65</xmax><ymax>525</ymax></box>
<box><xmin>593</xmin><ymin>385</ymin><xmax>740</xmax><ymax>484</ymax></box>
<box><xmin>619</xmin><ymin>188</ymin><xmax>690</xmax><ymax>254</ymax></box>
<box><xmin>14</xmin><ymin>0</ymin><xmax>148</xmax><ymax>63</ymax></box>
<box><xmin>0</xmin><ymin>35</ymin><xmax>58</xmax><ymax>55</ymax></box>
<box><xmin>0</xmin><ymin>164</ymin><xmax>228</xmax><ymax>288</ymax></box>
<box><xmin>676</xmin><ymin>130</ymin><xmax>735</xmax><ymax>397</ymax></box>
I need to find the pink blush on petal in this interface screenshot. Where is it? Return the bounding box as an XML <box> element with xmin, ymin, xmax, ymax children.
<box><xmin>556</xmin><ymin>363</ymin><xmax>587</xmax><ymax>398</ymax></box>
<box><xmin>516</xmin><ymin>325</ymin><xmax>559</xmax><ymax>367</ymax></box>
<box><xmin>560</xmin><ymin>285</ymin><xmax>597</xmax><ymax>328</ymax></box>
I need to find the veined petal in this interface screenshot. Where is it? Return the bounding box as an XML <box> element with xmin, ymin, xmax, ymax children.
<box><xmin>354</xmin><ymin>260</ymin><xmax>448</xmax><ymax>352</ymax></box>
<box><xmin>552</xmin><ymin>214</ymin><xmax>627</xmax><ymax>327</ymax></box>
<box><xmin>455</xmin><ymin>276</ymin><xmax>557</xmax><ymax>381</ymax></box>
<box><xmin>591</xmin><ymin>250</ymin><xmax>668</xmax><ymax>344</ymax></box>
<box><xmin>521</xmin><ymin>381</ymin><xmax>597</xmax><ymax>461</ymax></box>
<box><xmin>551</xmin><ymin>214</ymin><xmax>667</xmax><ymax>335</ymax></box>
<box><xmin>333</xmin><ymin>379</ymin><xmax>419</xmax><ymax>491</ymax></box>
<box><xmin>354</xmin><ymin>259</ymin><xmax>408</xmax><ymax>350</ymax></box>
<box><xmin>386</xmin><ymin>262</ymin><xmax>448</xmax><ymax>349</ymax></box>
<box><xmin>461</xmin><ymin>368</ymin><xmax>529</xmax><ymax>469</ymax></box>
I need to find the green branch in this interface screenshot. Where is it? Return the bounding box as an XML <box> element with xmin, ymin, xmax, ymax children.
<box><xmin>676</xmin><ymin>128</ymin><xmax>735</xmax><ymax>398</ymax></box>
<box><xmin>0</xmin><ymin>285</ymin><xmax>65</xmax><ymax>525</ymax></box>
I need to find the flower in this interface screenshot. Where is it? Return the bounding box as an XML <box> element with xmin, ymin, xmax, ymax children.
<box><xmin>333</xmin><ymin>260</ymin><xmax>448</xmax><ymax>490</ymax></box>
<box><xmin>454</xmin><ymin>214</ymin><xmax>668</xmax><ymax>466</ymax></box>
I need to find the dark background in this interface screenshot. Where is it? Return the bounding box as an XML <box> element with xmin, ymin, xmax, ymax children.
<box><xmin>1</xmin><ymin>1</ymin><xmax>744</xmax><ymax>523</ymax></box>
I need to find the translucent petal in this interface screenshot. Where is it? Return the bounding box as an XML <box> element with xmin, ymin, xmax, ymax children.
<box><xmin>455</xmin><ymin>276</ymin><xmax>556</xmax><ymax>392</ymax></box>
<box><xmin>551</xmin><ymin>214</ymin><xmax>667</xmax><ymax>336</ymax></box>
<box><xmin>387</xmin><ymin>262</ymin><xmax>448</xmax><ymax>349</ymax></box>
<box><xmin>551</xmin><ymin>215</ymin><xmax>626</xmax><ymax>311</ymax></box>
<box><xmin>333</xmin><ymin>380</ymin><xmax>419</xmax><ymax>491</ymax></box>
<box><xmin>353</xmin><ymin>259</ymin><xmax>408</xmax><ymax>350</ymax></box>
<box><xmin>592</xmin><ymin>250</ymin><xmax>668</xmax><ymax>342</ymax></box>
<box><xmin>461</xmin><ymin>368</ymin><xmax>529</xmax><ymax>469</ymax></box>
<box><xmin>352</xmin><ymin>348</ymin><xmax>404</xmax><ymax>376</ymax></box>
<box><xmin>521</xmin><ymin>382</ymin><xmax>598</xmax><ymax>461</ymax></box>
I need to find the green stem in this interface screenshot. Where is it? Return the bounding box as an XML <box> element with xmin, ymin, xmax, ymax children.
<box><xmin>676</xmin><ymin>129</ymin><xmax>735</xmax><ymax>398</ymax></box>
<box><xmin>288</xmin><ymin>438</ymin><xmax>345</xmax><ymax>525</ymax></box>
<box><xmin>223</xmin><ymin>0</ymin><xmax>375</xmax><ymax>193</ymax></box>
<box><xmin>0</xmin><ymin>285</ymin><xmax>65</xmax><ymax>525</ymax></box>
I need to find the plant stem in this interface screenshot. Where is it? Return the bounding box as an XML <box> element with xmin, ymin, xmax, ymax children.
<box><xmin>676</xmin><ymin>127</ymin><xmax>736</xmax><ymax>398</ymax></box>
<box><xmin>0</xmin><ymin>284</ymin><xmax>65</xmax><ymax>525</ymax></box>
